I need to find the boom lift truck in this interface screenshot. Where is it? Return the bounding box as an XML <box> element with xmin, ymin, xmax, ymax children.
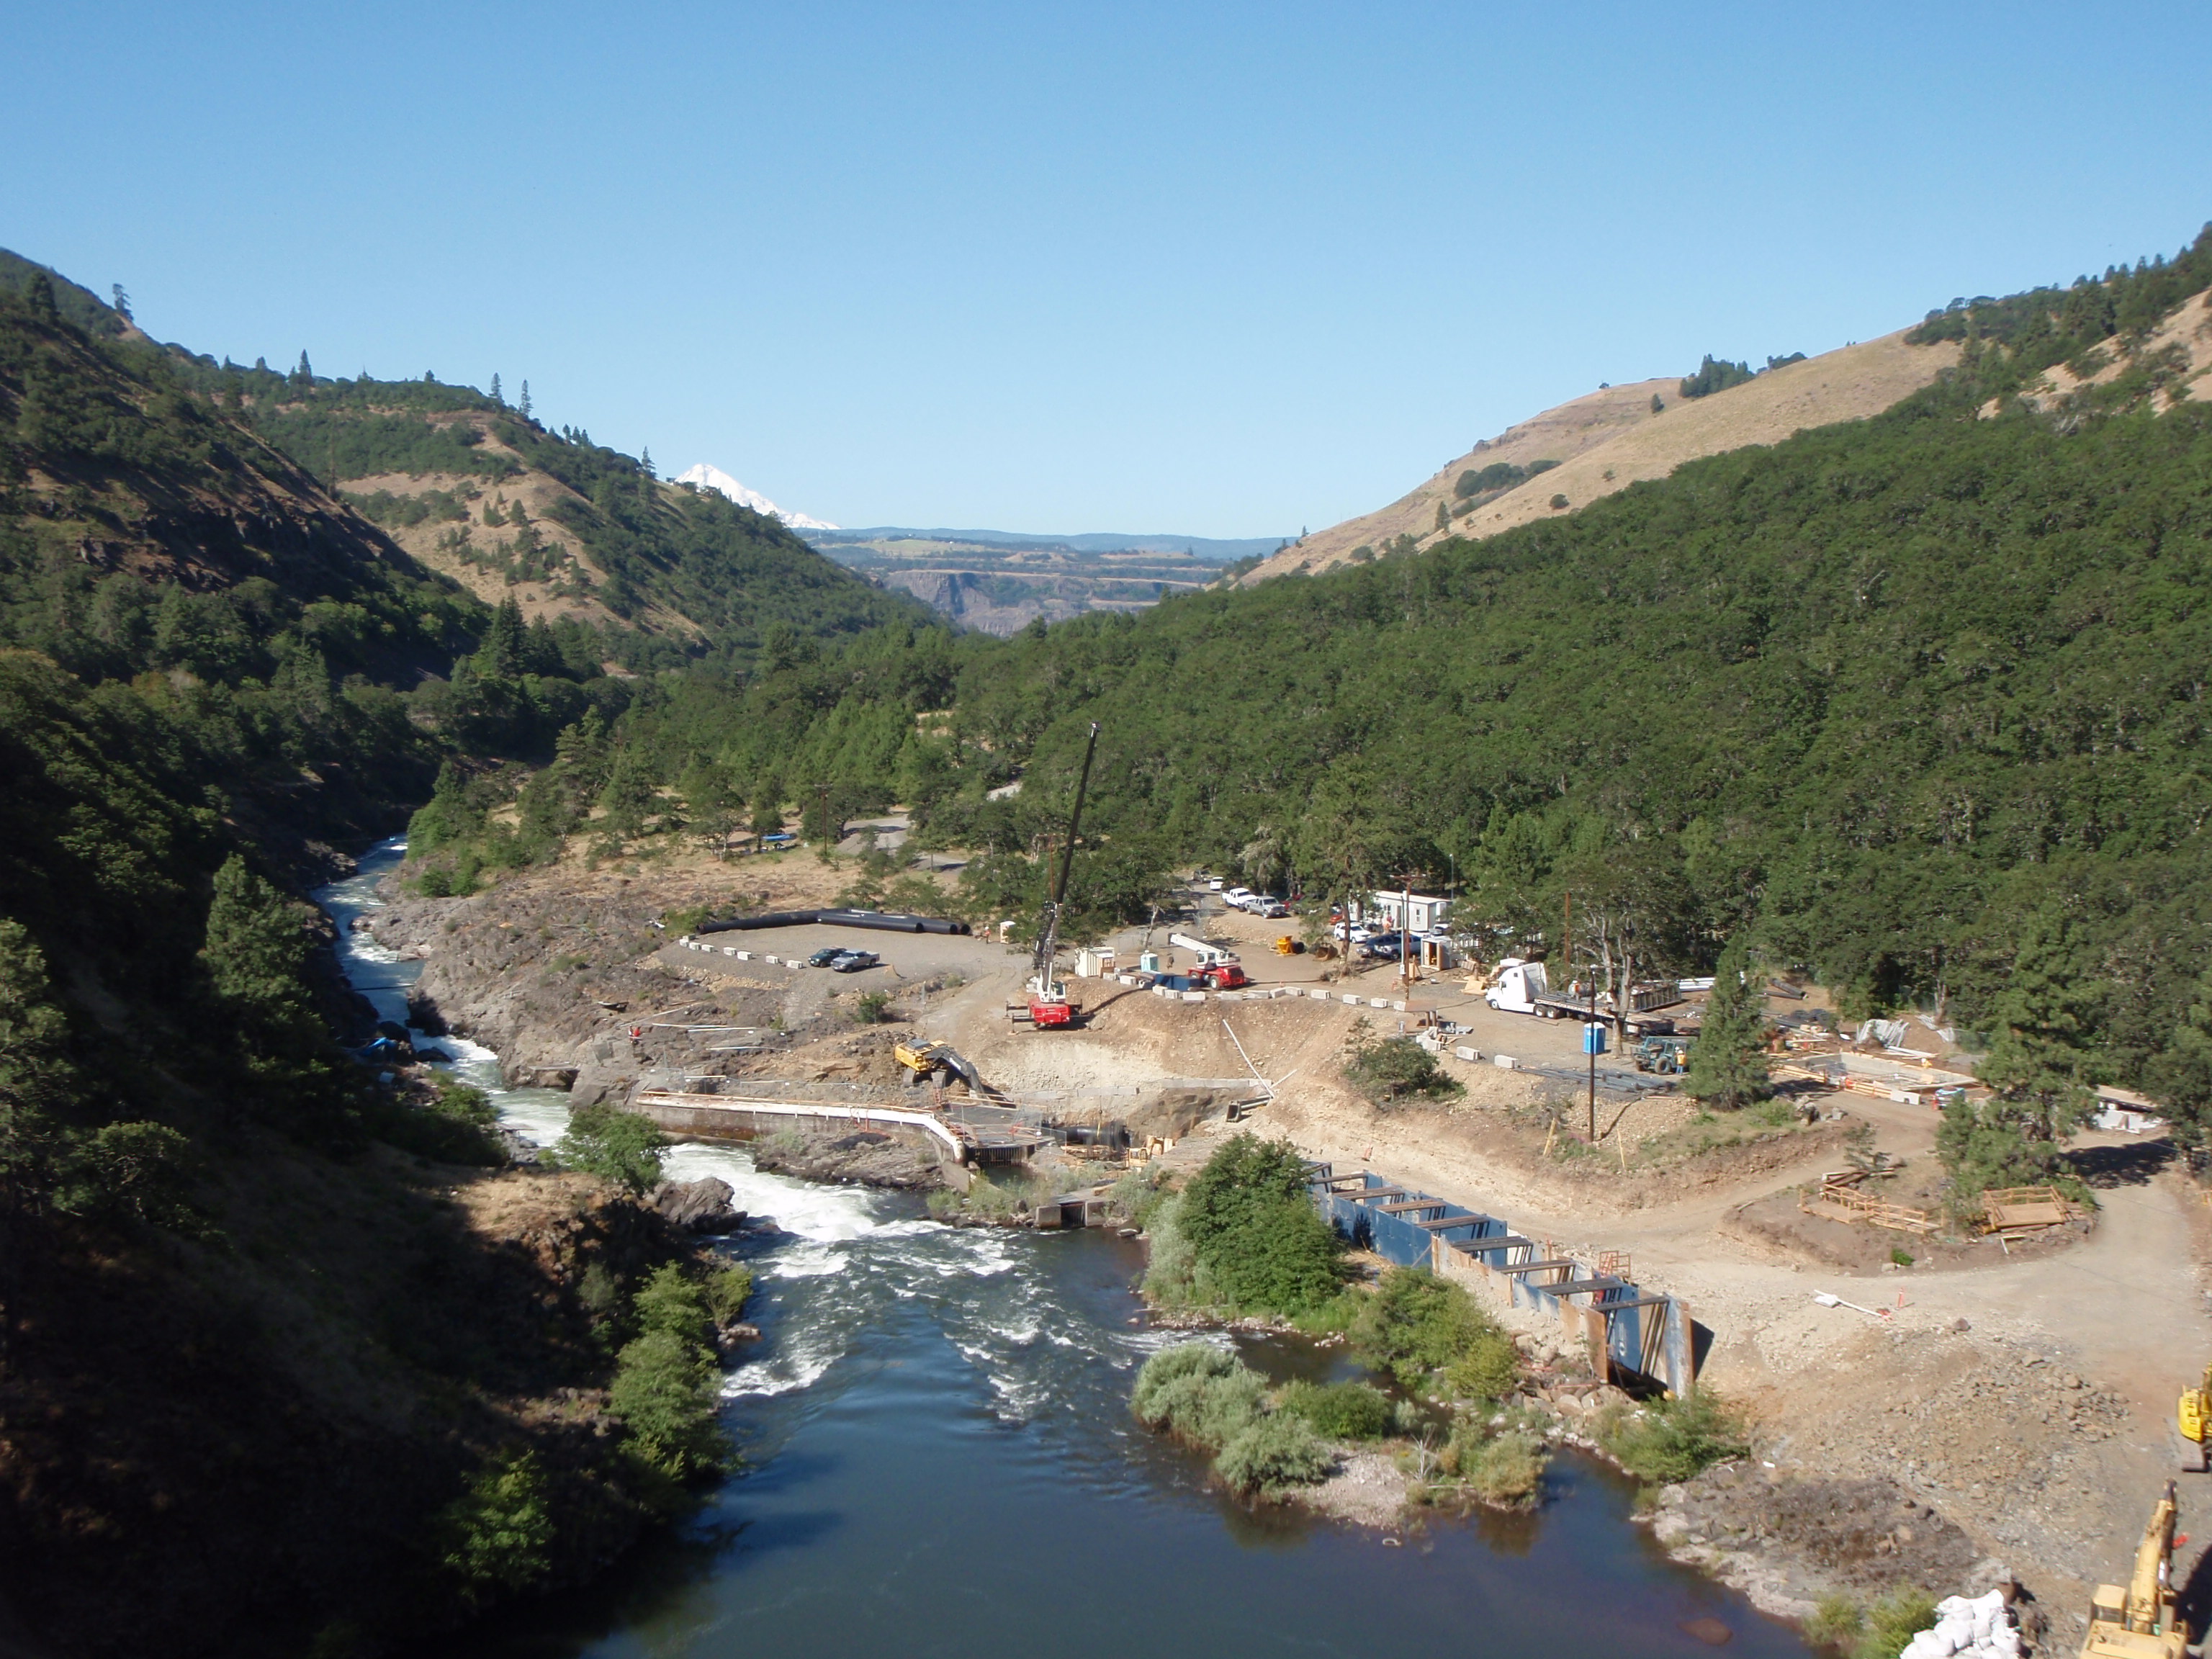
<box><xmin>1012</xmin><ymin>722</ymin><xmax>1100</xmax><ymax>1031</ymax></box>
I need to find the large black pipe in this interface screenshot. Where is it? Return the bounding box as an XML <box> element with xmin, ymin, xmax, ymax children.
<box><xmin>695</xmin><ymin>909</ymin><xmax>971</xmax><ymax>937</ymax></box>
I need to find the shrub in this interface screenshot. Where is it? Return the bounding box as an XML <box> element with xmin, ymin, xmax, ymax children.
<box><xmin>1352</xmin><ymin>1267</ymin><xmax>1499</xmax><ymax>1388</ymax></box>
<box><xmin>661</xmin><ymin>903</ymin><xmax>711</xmax><ymax>936</ymax></box>
<box><xmin>1804</xmin><ymin>1596</ymin><xmax>1866</xmax><ymax>1652</ymax></box>
<box><xmin>1856</xmin><ymin>1591</ymin><xmax>1940</xmax><ymax>1659</ymax></box>
<box><xmin>1131</xmin><ymin>1343</ymin><xmax>1267</xmax><ymax>1452</ymax></box>
<box><xmin>850</xmin><ymin>990</ymin><xmax>893</xmax><ymax>1024</ymax></box>
<box><xmin>703</xmin><ymin>1261</ymin><xmax>753</xmax><ymax>1324</ymax></box>
<box><xmin>1445</xmin><ymin>1327</ymin><xmax>1523</xmax><ymax>1401</ymax></box>
<box><xmin>1288</xmin><ymin>1287</ymin><xmax>1361</xmax><ymax>1336</ymax></box>
<box><xmin>1342</xmin><ymin>1035</ymin><xmax>1463</xmax><ymax>1103</ymax></box>
<box><xmin>1593</xmin><ymin>1388</ymin><xmax>1750</xmax><ymax>1483</ymax></box>
<box><xmin>577</xmin><ymin>1262</ymin><xmax>621</xmax><ymax>1325</ymax></box>
<box><xmin>1106</xmin><ymin>1162</ymin><xmax>1172</xmax><ymax>1231</ymax></box>
<box><xmin>1277</xmin><ymin>1379</ymin><xmax>1393</xmax><ymax>1440</ymax></box>
<box><xmin>1216</xmin><ymin>1413</ymin><xmax>1331</xmax><ymax>1496</ymax></box>
<box><xmin>1173</xmin><ymin>1133</ymin><xmax>1344</xmax><ymax>1315</ymax></box>
<box><xmin>608</xmin><ymin>1328</ymin><xmax>728</xmax><ymax>1478</ymax></box>
<box><xmin>1439</xmin><ymin>1424</ymin><xmax>1549</xmax><ymax>1506</ymax></box>
<box><xmin>436</xmin><ymin>1449</ymin><xmax>555</xmax><ymax>1606</ymax></box>
<box><xmin>631</xmin><ymin>1262</ymin><xmax>714</xmax><ymax>1347</ymax></box>
<box><xmin>1138</xmin><ymin>1192</ymin><xmax>1218</xmax><ymax>1308</ymax></box>
<box><xmin>554</xmin><ymin>1103</ymin><xmax>667</xmax><ymax>1193</ymax></box>
<box><xmin>60</xmin><ymin>1120</ymin><xmax>204</xmax><ymax>1230</ymax></box>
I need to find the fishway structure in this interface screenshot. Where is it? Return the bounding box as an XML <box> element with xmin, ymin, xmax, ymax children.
<box><xmin>631</xmin><ymin>1088</ymin><xmax>1049</xmax><ymax>1174</ymax></box>
<box><xmin>1309</xmin><ymin>1164</ymin><xmax>1701</xmax><ymax>1395</ymax></box>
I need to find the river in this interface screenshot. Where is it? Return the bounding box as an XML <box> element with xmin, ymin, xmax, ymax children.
<box><xmin>319</xmin><ymin>840</ymin><xmax>1813</xmax><ymax>1659</ymax></box>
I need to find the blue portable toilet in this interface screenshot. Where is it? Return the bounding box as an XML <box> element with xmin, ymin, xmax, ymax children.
<box><xmin>1582</xmin><ymin>1022</ymin><xmax>1607</xmax><ymax>1055</ymax></box>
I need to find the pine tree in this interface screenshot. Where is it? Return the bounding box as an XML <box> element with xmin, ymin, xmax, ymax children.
<box><xmin>480</xmin><ymin>597</ymin><xmax>527</xmax><ymax>678</ymax></box>
<box><xmin>1434</xmin><ymin>500</ymin><xmax>1449</xmax><ymax>532</ymax></box>
<box><xmin>0</xmin><ymin>920</ymin><xmax>75</xmax><ymax>1357</ymax></box>
<box><xmin>1977</xmin><ymin>908</ymin><xmax>2093</xmax><ymax>1141</ymax></box>
<box><xmin>519</xmin><ymin>380</ymin><xmax>532</xmax><ymax>418</ymax></box>
<box><xmin>294</xmin><ymin>350</ymin><xmax>313</xmax><ymax>387</ymax></box>
<box><xmin>1684</xmin><ymin>938</ymin><xmax>1771</xmax><ymax>1110</ymax></box>
<box><xmin>490</xmin><ymin>372</ymin><xmax>503</xmax><ymax>405</ymax></box>
<box><xmin>25</xmin><ymin>271</ymin><xmax>56</xmax><ymax>318</ymax></box>
<box><xmin>109</xmin><ymin>284</ymin><xmax>131</xmax><ymax>320</ymax></box>
<box><xmin>202</xmin><ymin>855</ymin><xmax>312</xmax><ymax>1033</ymax></box>
<box><xmin>2151</xmin><ymin>967</ymin><xmax>2212</xmax><ymax>1153</ymax></box>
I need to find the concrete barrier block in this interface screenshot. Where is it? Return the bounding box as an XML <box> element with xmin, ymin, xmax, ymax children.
<box><xmin>734</xmin><ymin>950</ymin><xmax>750</xmax><ymax>960</ymax></box>
<box><xmin>1341</xmin><ymin>992</ymin><xmax>1361</xmax><ymax>1005</ymax></box>
<box><xmin>765</xmin><ymin>954</ymin><xmax>780</xmax><ymax>965</ymax></box>
<box><xmin>724</xmin><ymin>946</ymin><xmax>738</xmax><ymax>956</ymax></box>
<box><xmin>1369</xmin><ymin>997</ymin><xmax>1389</xmax><ymax>1010</ymax></box>
<box><xmin>1493</xmin><ymin>1053</ymin><xmax>1517</xmax><ymax>1070</ymax></box>
<box><xmin>1391</xmin><ymin>999</ymin><xmax>1408</xmax><ymax>1012</ymax></box>
<box><xmin>1182</xmin><ymin>991</ymin><xmax>1206</xmax><ymax>1004</ymax></box>
<box><xmin>1455</xmin><ymin>1045</ymin><xmax>1479</xmax><ymax>1062</ymax></box>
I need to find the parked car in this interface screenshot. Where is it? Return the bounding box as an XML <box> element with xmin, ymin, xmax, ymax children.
<box><xmin>1359</xmin><ymin>932</ymin><xmax>1407</xmax><ymax>960</ymax></box>
<box><xmin>1336</xmin><ymin>922</ymin><xmax>1374</xmax><ymax>944</ymax></box>
<box><xmin>1222</xmin><ymin>886</ymin><xmax>1255</xmax><ymax>910</ymax></box>
<box><xmin>1205</xmin><ymin>876</ymin><xmax>1224</xmax><ymax>891</ymax></box>
<box><xmin>804</xmin><ymin>946</ymin><xmax>846</xmax><ymax>967</ymax></box>
<box><xmin>830</xmin><ymin>950</ymin><xmax>881</xmax><ymax>973</ymax></box>
<box><xmin>1255</xmin><ymin>897</ymin><xmax>1291</xmax><ymax>919</ymax></box>
<box><xmin>1197</xmin><ymin>962</ymin><xmax>1250</xmax><ymax>989</ymax></box>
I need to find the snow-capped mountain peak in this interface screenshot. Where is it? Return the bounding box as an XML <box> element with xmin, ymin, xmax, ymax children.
<box><xmin>673</xmin><ymin>464</ymin><xmax>838</xmax><ymax>530</ymax></box>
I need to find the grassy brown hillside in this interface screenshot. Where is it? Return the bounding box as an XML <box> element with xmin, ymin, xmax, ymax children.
<box><xmin>2008</xmin><ymin>285</ymin><xmax>2212</xmax><ymax>415</ymax></box>
<box><xmin>1243</xmin><ymin>328</ymin><xmax>1960</xmax><ymax>584</ymax></box>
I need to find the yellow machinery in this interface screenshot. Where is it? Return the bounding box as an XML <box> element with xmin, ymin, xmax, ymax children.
<box><xmin>894</xmin><ymin>1039</ymin><xmax>978</xmax><ymax>1091</ymax></box>
<box><xmin>1274</xmin><ymin>935</ymin><xmax>1300</xmax><ymax>956</ymax></box>
<box><xmin>895</xmin><ymin>1038</ymin><xmax>951</xmax><ymax>1084</ymax></box>
<box><xmin>2179</xmin><ymin>1365</ymin><xmax>2211</xmax><ymax>1471</ymax></box>
<box><xmin>2082</xmin><ymin>1481</ymin><xmax>2188</xmax><ymax>1659</ymax></box>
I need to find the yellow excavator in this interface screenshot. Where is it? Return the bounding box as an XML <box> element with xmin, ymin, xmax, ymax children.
<box><xmin>2081</xmin><ymin>1481</ymin><xmax>2188</xmax><ymax>1659</ymax></box>
<box><xmin>893</xmin><ymin>1039</ymin><xmax>979</xmax><ymax>1091</ymax></box>
<box><xmin>2179</xmin><ymin>1365</ymin><xmax>2212</xmax><ymax>1473</ymax></box>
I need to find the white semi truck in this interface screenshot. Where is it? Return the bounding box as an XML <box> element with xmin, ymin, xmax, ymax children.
<box><xmin>1484</xmin><ymin>958</ymin><xmax>1680</xmax><ymax>1035</ymax></box>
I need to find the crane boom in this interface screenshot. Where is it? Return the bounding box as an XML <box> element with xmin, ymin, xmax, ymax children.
<box><xmin>1033</xmin><ymin>721</ymin><xmax>1100</xmax><ymax>982</ymax></box>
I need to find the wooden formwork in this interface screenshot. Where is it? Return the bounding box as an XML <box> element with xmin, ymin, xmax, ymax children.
<box><xmin>1979</xmin><ymin>1185</ymin><xmax>2084</xmax><ymax>1236</ymax></box>
<box><xmin>1803</xmin><ymin>1171</ymin><xmax>1938</xmax><ymax>1235</ymax></box>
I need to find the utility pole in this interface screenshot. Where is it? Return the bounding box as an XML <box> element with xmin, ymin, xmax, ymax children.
<box><xmin>1587</xmin><ymin>971</ymin><xmax>1598</xmax><ymax>1141</ymax></box>
<box><xmin>1401</xmin><ymin>874</ymin><xmax>1412</xmax><ymax>992</ymax></box>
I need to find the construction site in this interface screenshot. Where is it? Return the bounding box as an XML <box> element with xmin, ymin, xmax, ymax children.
<box><xmin>359</xmin><ymin>788</ymin><xmax>2212</xmax><ymax>1659</ymax></box>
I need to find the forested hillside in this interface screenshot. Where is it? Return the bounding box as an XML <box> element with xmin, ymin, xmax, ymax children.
<box><xmin>413</xmin><ymin>233</ymin><xmax>2212</xmax><ymax>1149</ymax></box>
<box><xmin>0</xmin><ymin>268</ymin><xmax>756</xmax><ymax>1656</ymax></box>
<box><xmin>169</xmin><ymin>353</ymin><xmax>933</xmax><ymax>668</ymax></box>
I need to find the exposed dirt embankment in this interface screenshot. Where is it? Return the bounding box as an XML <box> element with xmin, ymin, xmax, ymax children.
<box><xmin>363</xmin><ymin>858</ymin><xmax>854</xmax><ymax>1102</ymax></box>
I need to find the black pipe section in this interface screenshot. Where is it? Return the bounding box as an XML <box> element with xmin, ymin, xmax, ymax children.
<box><xmin>696</xmin><ymin>909</ymin><xmax>971</xmax><ymax>937</ymax></box>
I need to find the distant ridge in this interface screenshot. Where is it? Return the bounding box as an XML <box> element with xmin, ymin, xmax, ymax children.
<box><xmin>811</xmin><ymin>527</ymin><xmax>1287</xmax><ymax>562</ymax></box>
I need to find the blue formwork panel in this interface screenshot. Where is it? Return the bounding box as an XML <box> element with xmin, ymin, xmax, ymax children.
<box><xmin>1606</xmin><ymin>1300</ymin><xmax>1648</xmax><ymax>1372</ymax></box>
<box><xmin>1366</xmin><ymin>1207</ymin><xmax>1437</xmax><ymax>1267</ymax></box>
<box><xmin>1317</xmin><ymin>1184</ymin><xmax>1502</xmax><ymax>1270</ymax></box>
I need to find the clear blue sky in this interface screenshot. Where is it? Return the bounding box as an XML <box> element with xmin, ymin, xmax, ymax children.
<box><xmin>5</xmin><ymin>1</ymin><xmax>2208</xmax><ymax>537</ymax></box>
